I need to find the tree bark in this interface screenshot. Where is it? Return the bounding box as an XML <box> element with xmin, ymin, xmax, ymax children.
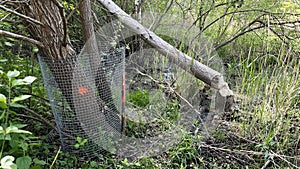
<box><xmin>27</xmin><ymin>0</ymin><xmax>74</xmax><ymax>60</ymax></box>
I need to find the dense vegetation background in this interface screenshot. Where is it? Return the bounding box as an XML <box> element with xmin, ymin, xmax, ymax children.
<box><xmin>0</xmin><ymin>0</ymin><xmax>299</xmax><ymax>168</ymax></box>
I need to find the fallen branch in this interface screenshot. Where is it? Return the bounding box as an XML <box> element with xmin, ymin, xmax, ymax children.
<box><xmin>97</xmin><ymin>0</ymin><xmax>233</xmax><ymax>108</ymax></box>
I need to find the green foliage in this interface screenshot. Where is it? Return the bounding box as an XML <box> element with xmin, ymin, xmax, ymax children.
<box><xmin>164</xmin><ymin>100</ymin><xmax>180</xmax><ymax>122</ymax></box>
<box><xmin>74</xmin><ymin>137</ymin><xmax>88</xmax><ymax>149</ymax></box>
<box><xmin>15</xmin><ymin>156</ymin><xmax>31</xmax><ymax>169</ymax></box>
<box><xmin>128</xmin><ymin>88</ymin><xmax>150</xmax><ymax>108</ymax></box>
<box><xmin>0</xmin><ymin>70</ymin><xmax>36</xmax><ymax>169</ymax></box>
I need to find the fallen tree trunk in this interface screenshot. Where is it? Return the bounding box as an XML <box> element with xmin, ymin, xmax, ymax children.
<box><xmin>97</xmin><ymin>0</ymin><xmax>233</xmax><ymax>104</ymax></box>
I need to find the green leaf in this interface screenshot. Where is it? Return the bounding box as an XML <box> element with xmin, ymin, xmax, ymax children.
<box><xmin>74</xmin><ymin>143</ymin><xmax>80</xmax><ymax>149</ymax></box>
<box><xmin>0</xmin><ymin>134</ymin><xmax>11</xmax><ymax>140</ymax></box>
<box><xmin>7</xmin><ymin>70</ymin><xmax>20</xmax><ymax>79</ymax></box>
<box><xmin>90</xmin><ymin>161</ymin><xmax>98</xmax><ymax>167</ymax></box>
<box><xmin>33</xmin><ymin>158</ymin><xmax>47</xmax><ymax>166</ymax></box>
<box><xmin>12</xmin><ymin>76</ymin><xmax>36</xmax><ymax>87</ymax></box>
<box><xmin>0</xmin><ymin>93</ymin><xmax>7</xmax><ymax>104</ymax></box>
<box><xmin>5</xmin><ymin>126</ymin><xmax>32</xmax><ymax>134</ymax></box>
<box><xmin>76</xmin><ymin>136</ymin><xmax>82</xmax><ymax>142</ymax></box>
<box><xmin>23</xmin><ymin>76</ymin><xmax>36</xmax><ymax>84</ymax></box>
<box><xmin>9</xmin><ymin>136</ymin><xmax>18</xmax><ymax>148</ymax></box>
<box><xmin>4</xmin><ymin>42</ymin><xmax>13</xmax><ymax>47</ymax></box>
<box><xmin>20</xmin><ymin>141</ymin><xmax>29</xmax><ymax>151</ymax></box>
<box><xmin>11</xmin><ymin>95</ymin><xmax>31</xmax><ymax>103</ymax></box>
<box><xmin>0</xmin><ymin>102</ymin><xmax>8</xmax><ymax>109</ymax></box>
<box><xmin>16</xmin><ymin>156</ymin><xmax>32</xmax><ymax>169</ymax></box>
<box><xmin>0</xmin><ymin>59</ymin><xmax>8</xmax><ymax>63</ymax></box>
<box><xmin>11</xmin><ymin>123</ymin><xmax>27</xmax><ymax>129</ymax></box>
<box><xmin>0</xmin><ymin>111</ymin><xmax>5</xmax><ymax>120</ymax></box>
<box><xmin>28</xmin><ymin>166</ymin><xmax>42</xmax><ymax>169</ymax></box>
<box><xmin>1</xmin><ymin>155</ymin><xmax>17</xmax><ymax>169</ymax></box>
<box><xmin>0</xmin><ymin>93</ymin><xmax>7</xmax><ymax>109</ymax></box>
<box><xmin>12</xmin><ymin>79</ymin><xmax>26</xmax><ymax>87</ymax></box>
<box><xmin>9</xmin><ymin>103</ymin><xmax>25</xmax><ymax>108</ymax></box>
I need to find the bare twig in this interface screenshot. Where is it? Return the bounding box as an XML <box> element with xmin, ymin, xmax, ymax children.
<box><xmin>152</xmin><ymin>0</ymin><xmax>174</xmax><ymax>32</ymax></box>
<box><xmin>0</xmin><ymin>29</ymin><xmax>44</xmax><ymax>47</ymax></box>
<box><xmin>16</xmin><ymin>114</ymin><xmax>50</xmax><ymax>127</ymax></box>
<box><xmin>200</xmin><ymin>142</ymin><xmax>264</xmax><ymax>156</ymax></box>
<box><xmin>22</xmin><ymin>92</ymin><xmax>50</xmax><ymax>103</ymax></box>
<box><xmin>215</xmin><ymin>6</ymin><xmax>236</xmax><ymax>43</ymax></box>
<box><xmin>0</xmin><ymin>4</ymin><xmax>43</xmax><ymax>26</ymax></box>
<box><xmin>261</xmin><ymin>158</ymin><xmax>272</xmax><ymax>169</ymax></box>
<box><xmin>192</xmin><ymin>2</ymin><xmax>230</xmax><ymax>28</ymax></box>
<box><xmin>271</xmin><ymin>151</ymin><xmax>300</xmax><ymax>169</ymax></box>
<box><xmin>215</xmin><ymin>25</ymin><xmax>265</xmax><ymax>50</ymax></box>
<box><xmin>22</xmin><ymin>107</ymin><xmax>56</xmax><ymax>130</ymax></box>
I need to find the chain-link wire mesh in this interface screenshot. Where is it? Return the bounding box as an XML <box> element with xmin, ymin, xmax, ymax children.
<box><xmin>38</xmin><ymin>47</ymin><xmax>125</xmax><ymax>157</ymax></box>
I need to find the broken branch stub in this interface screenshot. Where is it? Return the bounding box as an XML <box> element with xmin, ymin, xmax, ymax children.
<box><xmin>98</xmin><ymin>0</ymin><xmax>233</xmax><ymax>107</ymax></box>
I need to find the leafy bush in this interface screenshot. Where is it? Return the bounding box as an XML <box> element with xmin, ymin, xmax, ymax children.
<box><xmin>0</xmin><ymin>70</ymin><xmax>37</xmax><ymax>169</ymax></box>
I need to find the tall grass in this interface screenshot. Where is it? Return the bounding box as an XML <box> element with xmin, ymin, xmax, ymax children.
<box><xmin>234</xmin><ymin>44</ymin><xmax>300</xmax><ymax>167</ymax></box>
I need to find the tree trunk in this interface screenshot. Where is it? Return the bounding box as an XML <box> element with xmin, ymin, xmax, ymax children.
<box><xmin>19</xmin><ymin>0</ymin><xmax>121</xmax><ymax>151</ymax></box>
<box><xmin>23</xmin><ymin>1</ymin><xmax>76</xmax><ymax>110</ymax></box>
<box><xmin>79</xmin><ymin>0</ymin><xmax>121</xmax><ymax>131</ymax></box>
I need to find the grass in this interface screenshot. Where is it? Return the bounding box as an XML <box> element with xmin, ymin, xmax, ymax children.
<box><xmin>227</xmin><ymin>44</ymin><xmax>300</xmax><ymax>168</ymax></box>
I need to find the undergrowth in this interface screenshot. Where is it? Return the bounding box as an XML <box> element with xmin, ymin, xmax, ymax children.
<box><xmin>1</xmin><ymin>45</ymin><xmax>299</xmax><ymax>168</ymax></box>
<box><xmin>1</xmin><ymin>30</ymin><xmax>300</xmax><ymax>169</ymax></box>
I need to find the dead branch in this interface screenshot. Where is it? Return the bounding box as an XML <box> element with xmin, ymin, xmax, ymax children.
<box><xmin>0</xmin><ymin>29</ymin><xmax>44</xmax><ymax>47</ymax></box>
<box><xmin>0</xmin><ymin>4</ymin><xmax>44</xmax><ymax>26</ymax></box>
<box><xmin>97</xmin><ymin>0</ymin><xmax>233</xmax><ymax>101</ymax></box>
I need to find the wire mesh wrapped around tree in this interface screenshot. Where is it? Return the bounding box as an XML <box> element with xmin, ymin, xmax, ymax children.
<box><xmin>38</xmin><ymin>47</ymin><xmax>125</xmax><ymax>157</ymax></box>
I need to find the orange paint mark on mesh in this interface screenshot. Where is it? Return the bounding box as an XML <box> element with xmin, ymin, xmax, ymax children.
<box><xmin>78</xmin><ymin>86</ymin><xmax>88</xmax><ymax>95</ymax></box>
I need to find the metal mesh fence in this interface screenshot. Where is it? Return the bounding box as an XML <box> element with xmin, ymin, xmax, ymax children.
<box><xmin>38</xmin><ymin>47</ymin><xmax>125</xmax><ymax>157</ymax></box>
<box><xmin>37</xmin><ymin>3</ymin><xmax>224</xmax><ymax>158</ymax></box>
